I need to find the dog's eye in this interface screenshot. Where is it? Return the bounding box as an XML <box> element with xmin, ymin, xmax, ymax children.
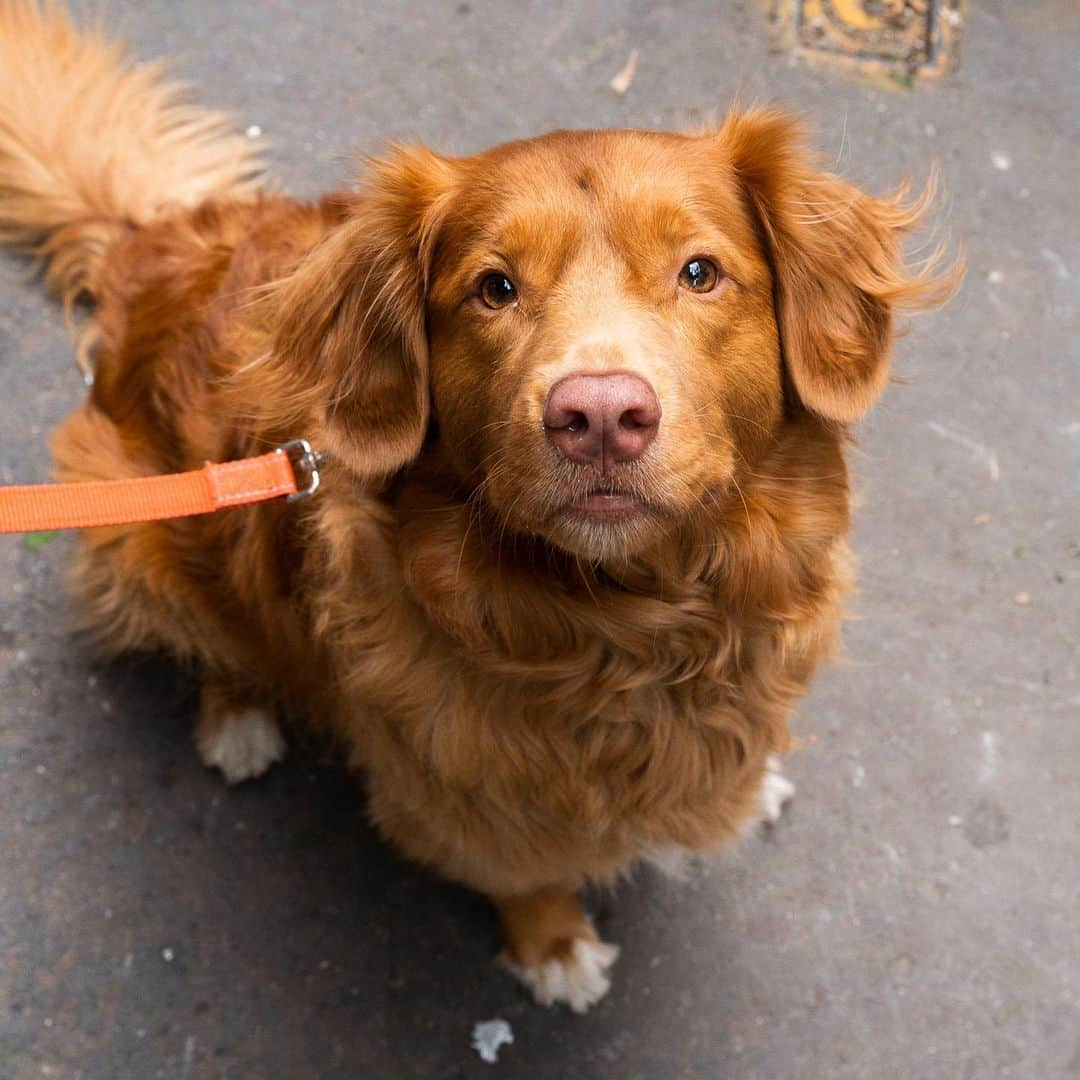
<box><xmin>678</xmin><ymin>258</ymin><xmax>720</xmax><ymax>293</ymax></box>
<box><xmin>480</xmin><ymin>273</ymin><xmax>518</xmax><ymax>309</ymax></box>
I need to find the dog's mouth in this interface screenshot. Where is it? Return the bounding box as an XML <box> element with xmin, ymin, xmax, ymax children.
<box><xmin>571</xmin><ymin>486</ymin><xmax>645</xmax><ymax>518</ymax></box>
<box><xmin>538</xmin><ymin>477</ymin><xmax>668</xmax><ymax>558</ymax></box>
<box><xmin>555</xmin><ymin>477</ymin><xmax>664</xmax><ymax>526</ymax></box>
<box><xmin>477</xmin><ymin>459</ymin><xmax>671</xmax><ymax>553</ymax></box>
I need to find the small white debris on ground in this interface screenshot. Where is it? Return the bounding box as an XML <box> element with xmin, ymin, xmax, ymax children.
<box><xmin>991</xmin><ymin>151</ymin><xmax>1011</xmax><ymax>171</ymax></box>
<box><xmin>927</xmin><ymin>421</ymin><xmax>1001</xmax><ymax>482</ymax></box>
<box><xmin>472</xmin><ymin>1018</ymin><xmax>514</xmax><ymax>1064</ymax></box>
<box><xmin>979</xmin><ymin>730</ymin><xmax>999</xmax><ymax>783</ymax></box>
<box><xmin>182</xmin><ymin>1035</ymin><xmax>197</xmax><ymax>1076</ymax></box>
<box><xmin>987</xmin><ymin>269</ymin><xmax>1004</xmax><ymax>284</ymax></box>
<box><xmin>1040</xmin><ymin>247</ymin><xmax>1071</xmax><ymax>281</ymax></box>
<box><xmin>245</xmin><ymin>124</ymin><xmax>262</xmax><ymax>139</ymax></box>
<box><xmin>610</xmin><ymin>49</ymin><xmax>639</xmax><ymax>95</ymax></box>
<box><xmin>161</xmin><ymin>947</ymin><xmax>175</xmax><ymax>963</ymax></box>
<box><xmin>1013</xmin><ymin>592</ymin><xmax>1032</xmax><ymax>605</ymax></box>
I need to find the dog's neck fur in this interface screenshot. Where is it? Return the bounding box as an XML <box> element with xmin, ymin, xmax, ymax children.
<box><xmin>381</xmin><ymin>412</ymin><xmax>852</xmax><ymax>708</ymax></box>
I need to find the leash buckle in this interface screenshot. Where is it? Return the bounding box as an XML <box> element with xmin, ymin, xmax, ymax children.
<box><xmin>278</xmin><ymin>439</ymin><xmax>325</xmax><ymax>501</ymax></box>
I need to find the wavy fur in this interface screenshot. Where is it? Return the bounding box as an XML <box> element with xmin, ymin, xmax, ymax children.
<box><xmin>0</xmin><ymin>0</ymin><xmax>263</xmax><ymax>370</ymax></box>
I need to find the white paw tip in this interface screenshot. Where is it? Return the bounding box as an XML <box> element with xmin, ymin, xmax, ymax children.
<box><xmin>198</xmin><ymin>708</ymin><xmax>286</xmax><ymax>784</ymax></box>
<box><xmin>760</xmin><ymin>756</ymin><xmax>796</xmax><ymax>823</ymax></box>
<box><xmin>503</xmin><ymin>936</ymin><xmax>620</xmax><ymax>1014</ymax></box>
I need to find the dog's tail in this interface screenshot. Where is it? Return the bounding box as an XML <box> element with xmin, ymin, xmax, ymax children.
<box><xmin>0</xmin><ymin>1</ymin><xmax>264</xmax><ymax>355</ymax></box>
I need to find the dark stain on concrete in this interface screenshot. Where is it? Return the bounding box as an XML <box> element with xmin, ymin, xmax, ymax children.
<box><xmin>963</xmin><ymin>798</ymin><xmax>1010</xmax><ymax>849</ymax></box>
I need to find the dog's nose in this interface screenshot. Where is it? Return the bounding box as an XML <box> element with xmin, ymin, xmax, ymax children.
<box><xmin>543</xmin><ymin>373</ymin><xmax>661</xmax><ymax>471</ymax></box>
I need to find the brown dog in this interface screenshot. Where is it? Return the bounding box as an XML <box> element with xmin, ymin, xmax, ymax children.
<box><xmin>0</xmin><ymin>3</ymin><xmax>959</xmax><ymax>1010</ymax></box>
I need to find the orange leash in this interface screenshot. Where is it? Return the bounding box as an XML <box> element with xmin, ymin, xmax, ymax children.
<box><xmin>0</xmin><ymin>440</ymin><xmax>323</xmax><ymax>534</ymax></box>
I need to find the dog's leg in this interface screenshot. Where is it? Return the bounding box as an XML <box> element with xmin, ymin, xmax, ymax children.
<box><xmin>195</xmin><ymin>678</ymin><xmax>286</xmax><ymax>785</ymax></box>
<box><xmin>496</xmin><ymin>886</ymin><xmax>619</xmax><ymax>1013</ymax></box>
<box><xmin>758</xmin><ymin>753</ymin><xmax>796</xmax><ymax>823</ymax></box>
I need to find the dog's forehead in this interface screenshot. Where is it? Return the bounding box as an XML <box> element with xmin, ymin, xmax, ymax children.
<box><xmin>482</xmin><ymin>128</ymin><xmax>695</xmax><ymax>177</ymax></box>
<box><xmin>444</xmin><ymin>130</ymin><xmax>744</xmax><ymax>267</ymax></box>
<box><xmin>466</xmin><ymin>130</ymin><xmax>714</xmax><ymax>213</ymax></box>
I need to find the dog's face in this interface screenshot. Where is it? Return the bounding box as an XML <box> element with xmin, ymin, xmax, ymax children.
<box><xmin>267</xmin><ymin>109</ymin><xmax>955</xmax><ymax>560</ymax></box>
<box><xmin>424</xmin><ymin>131</ymin><xmax>782</xmax><ymax>559</ymax></box>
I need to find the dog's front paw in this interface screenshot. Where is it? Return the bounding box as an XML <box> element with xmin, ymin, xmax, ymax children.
<box><xmin>196</xmin><ymin>707</ymin><xmax>286</xmax><ymax>784</ymax></box>
<box><xmin>496</xmin><ymin>886</ymin><xmax>619</xmax><ymax>1012</ymax></box>
<box><xmin>502</xmin><ymin>935</ymin><xmax>619</xmax><ymax>1013</ymax></box>
<box><xmin>758</xmin><ymin>753</ymin><xmax>796</xmax><ymax>823</ymax></box>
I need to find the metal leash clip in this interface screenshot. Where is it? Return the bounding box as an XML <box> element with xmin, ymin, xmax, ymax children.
<box><xmin>278</xmin><ymin>439</ymin><xmax>326</xmax><ymax>501</ymax></box>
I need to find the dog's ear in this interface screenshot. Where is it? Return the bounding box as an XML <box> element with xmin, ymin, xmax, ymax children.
<box><xmin>262</xmin><ymin>144</ymin><xmax>457</xmax><ymax>476</ymax></box>
<box><xmin>718</xmin><ymin>108</ymin><xmax>962</xmax><ymax>422</ymax></box>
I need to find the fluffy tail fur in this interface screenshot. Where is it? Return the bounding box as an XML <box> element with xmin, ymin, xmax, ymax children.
<box><xmin>0</xmin><ymin>1</ymin><xmax>264</xmax><ymax>367</ymax></box>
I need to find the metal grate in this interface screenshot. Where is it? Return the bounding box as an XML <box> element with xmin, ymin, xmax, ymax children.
<box><xmin>779</xmin><ymin>0</ymin><xmax>963</xmax><ymax>84</ymax></box>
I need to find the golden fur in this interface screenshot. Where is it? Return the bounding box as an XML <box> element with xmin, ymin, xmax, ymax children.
<box><xmin>0</xmin><ymin>2</ymin><xmax>961</xmax><ymax>1008</ymax></box>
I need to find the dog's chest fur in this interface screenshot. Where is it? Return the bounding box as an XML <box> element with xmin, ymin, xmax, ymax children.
<box><xmin>303</xmin><ymin>460</ymin><xmax>849</xmax><ymax>884</ymax></box>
